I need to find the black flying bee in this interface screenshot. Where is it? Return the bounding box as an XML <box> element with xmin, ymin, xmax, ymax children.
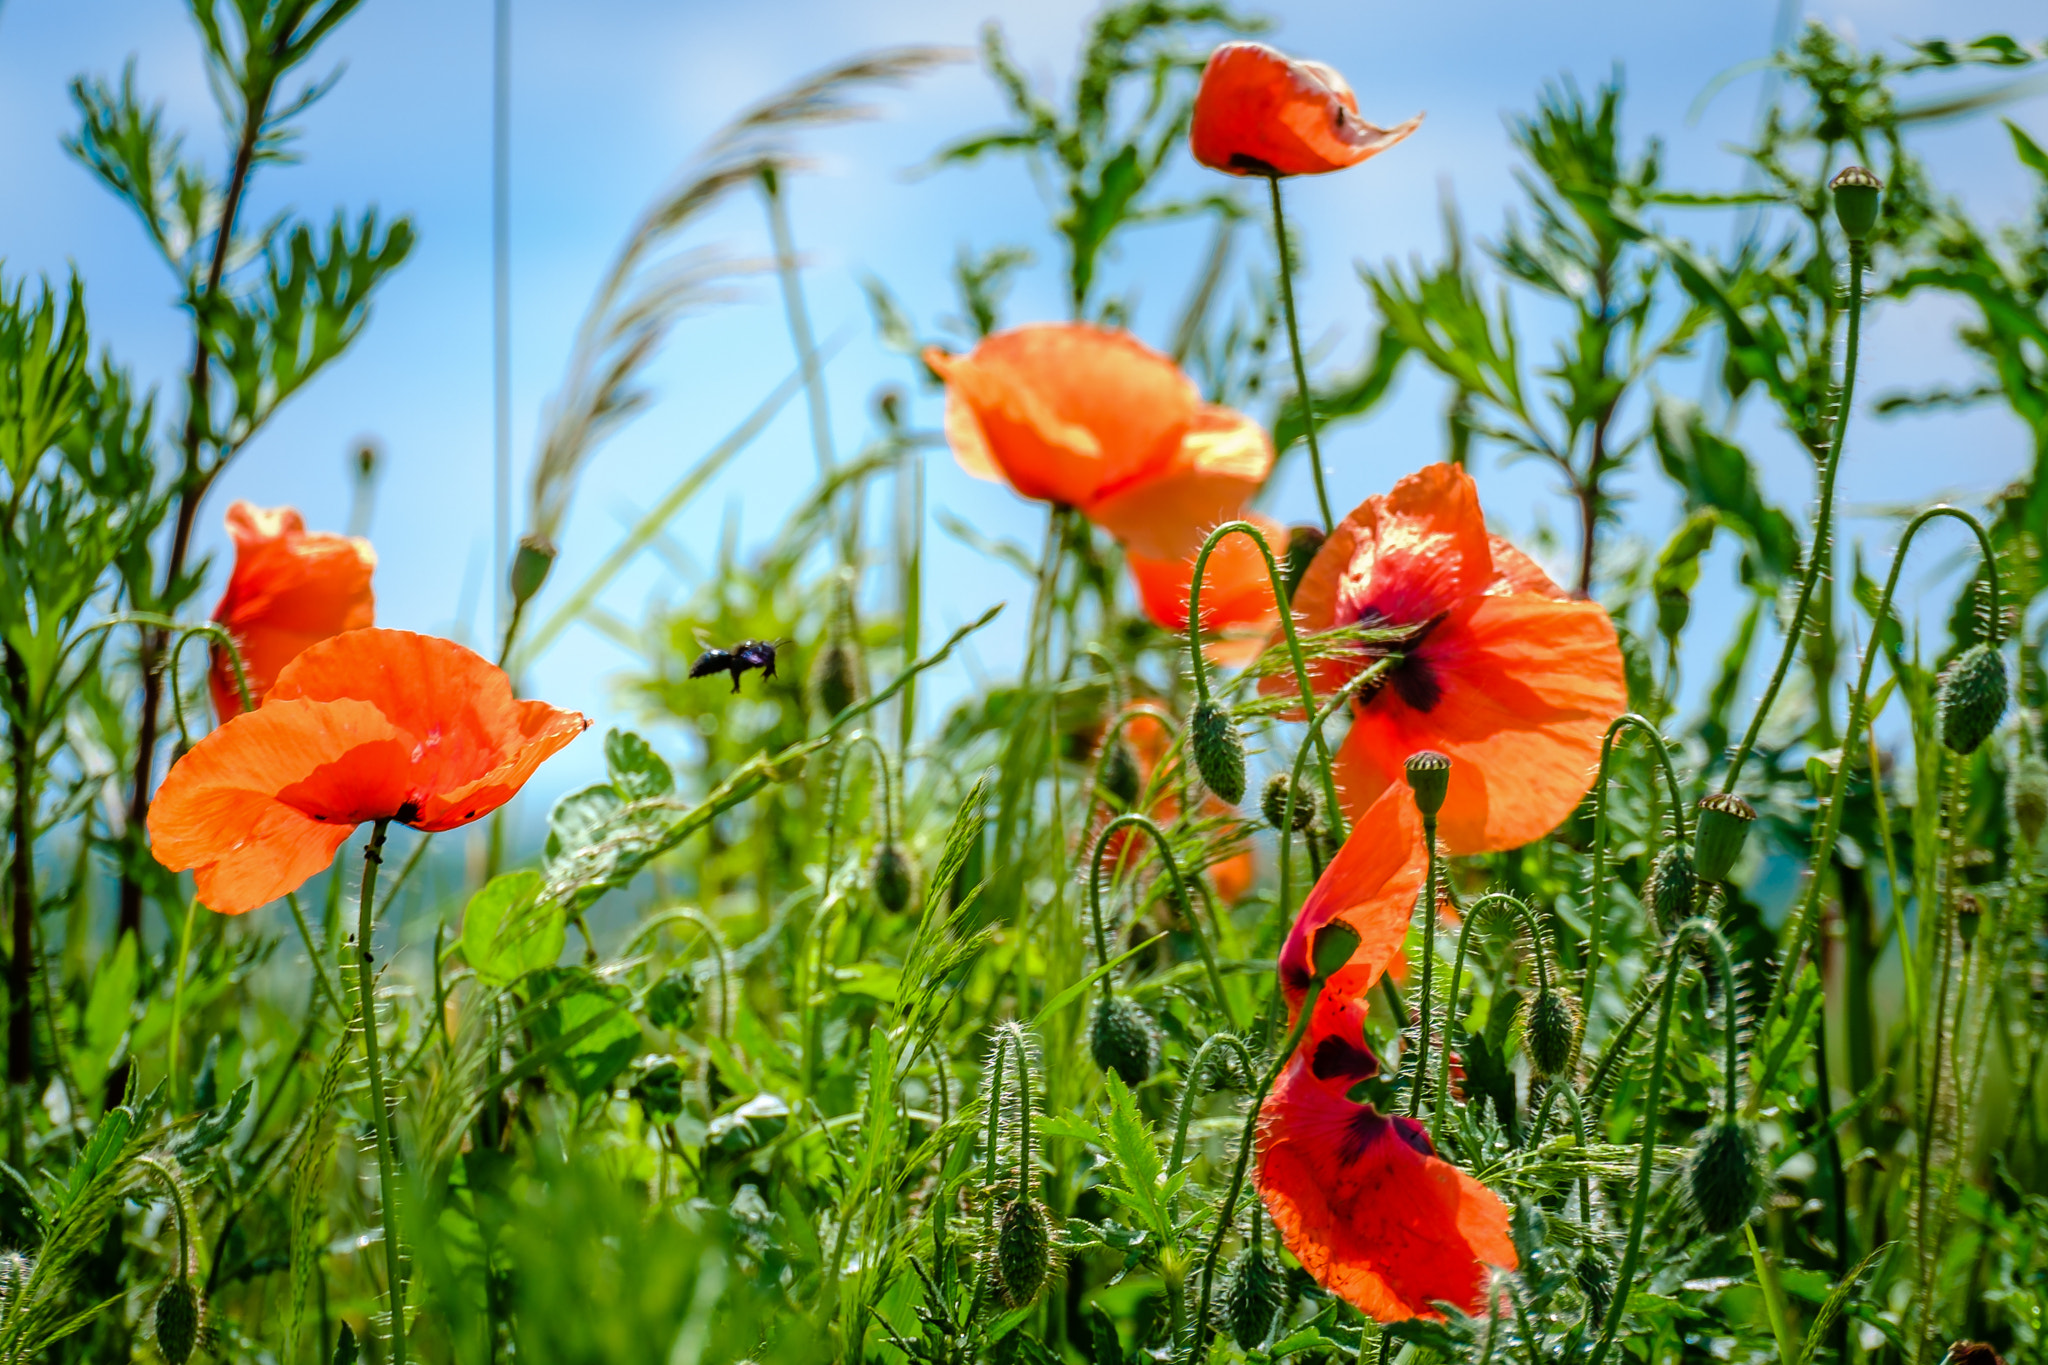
<box><xmin>689</xmin><ymin>631</ymin><xmax>788</xmax><ymax>693</ymax></box>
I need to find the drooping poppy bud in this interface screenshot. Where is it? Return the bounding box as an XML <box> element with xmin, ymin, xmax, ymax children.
<box><xmin>809</xmin><ymin>640</ymin><xmax>862</xmax><ymax>720</ymax></box>
<box><xmin>1521</xmin><ymin>988</ymin><xmax>1578</xmax><ymax>1080</ymax></box>
<box><xmin>1097</xmin><ymin>732</ymin><xmax>1142</xmax><ymax>809</ymax></box>
<box><xmin>509</xmin><ymin>534</ymin><xmax>556</xmax><ymax>610</ymax></box>
<box><xmin>871</xmin><ymin>842</ymin><xmax>915</xmax><ymax>914</ymax></box>
<box><xmin>1223</xmin><ymin>1241</ymin><xmax>1286</xmax><ymax>1350</ymax></box>
<box><xmin>1686</xmin><ymin>1120</ymin><xmax>1760</xmax><ymax>1235</ymax></box>
<box><xmin>1261</xmin><ymin>772</ymin><xmax>1316</xmax><ymax>833</ymax></box>
<box><xmin>1189</xmin><ymin>699</ymin><xmax>1247</xmax><ymax>805</ymax></box>
<box><xmin>1284</xmin><ymin>524</ymin><xmax>1325</xmax><ymax>598</ymax></box>
<box><xmin>1404</xmin><ymin>750</ymin><xmax>1452</xmax><ymax>819</ymax></box>
<box><xmin>1643</xmin><ymin>845</ymin><xmax>1697</xmax><ymax>930</ymax></box>
<box><xmin>1574</xmin><ymin>1246</ymin><xmax>1615</xmax><ymax>1321</ymax></box>
<box><xmin>155</xmin><ymin>1280</ymin><xmax>201</xmax><ymax>1365</ymax></box>
<box><xmin>1829</xmin><ymin>164</ymin><xmax>1883</xmax><ymax>243</ymax></box>
<box><xmin>1955</xmin><ymin>893</ymin><xmax>1983</xmax><ymax>947</ymax></box>
<box><xmin>1090</xmin><ymin>992</ymin><xmax>1159</xmax><ymax>1087</ymax></box>
<box><xmin>1191</xmin><ymin>42</ymin><xmax>1422</xmax><ymax>179</ymax></box>
<box><xmin>1310</xmin><ymin>919</ymin><xmax>1363</xmax><ymax>982</ymax></box>
<box><xmin>1936</xmin><ymin>643</ymin><xmax>2007</xmax><ymax>755</ymax></box>
<box><xmin>991</xmin><ymin>1197</ymin><xmax>1053</xmax><ymax>1307</ymax></box>
<box><xmin>1692</xmin><ymin>794</ymin><xmax>1756</xmax><ymax>884</ymax></box>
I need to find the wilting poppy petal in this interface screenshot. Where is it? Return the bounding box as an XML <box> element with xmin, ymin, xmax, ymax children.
<box><xmin>1091</xmin><ymin>406</ymin><xmax>1275</xmax><ymax>561</ymax></box>
<box><xmin>210</xmin><ymin>501</ymin><xmax>376</xmax><ymax>720</ymax></box>
<box><xmin>151</xmin><ymin>629</ymin><xmax>589</xmax><ymax>914</ymax></box>
<box><xmin>1191</xmin><ymin>42</ymin><xmax>1422</xmax><ymax>178</ymax></box>
<box><xmin>1128</xmin><ymin>511</ymin><xmax>1284</xmax><ymax>668</ymax></box>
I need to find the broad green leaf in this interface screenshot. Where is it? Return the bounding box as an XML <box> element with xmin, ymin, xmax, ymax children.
<box><xmin>462</xmin><ymin>871</ymin><xmax>566</xmax><ymax>986</ymax></box>
<box><xmin>604</xmin><ymin>728</ymin><xmax>673</xmax><ymax>799</ymax></box>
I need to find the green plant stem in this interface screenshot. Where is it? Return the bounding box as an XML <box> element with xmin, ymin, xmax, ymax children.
<box><xmin>1528</xmin><ymin>1079</ymin><xmax>1593</xmax><ymax>1218</ymax></box>
<box><xmin>1167</xmin><ymin>1032</ymin><xmax>1256</xmax><ymax>1223</ymax></box>
<box><xmin>1579</xmin><ymin>714</ymin><xmax>1689</xmax><ymax>1056</ymax></box>
<box><xmin>286</xmin><ymin>890</ymin><xmax>346</xmax><ymax>1022</ymax></box>
<box><xmin>760</xmin><ymin>166</ymin><xmax>837</xmax><ymax>484</ymax></box>
<box><xmin>965</xmin><ymin>1028</ymin><xmax>1016</xmax><ymax>1327</ymax></box>
<box><xmin>167</xmin><ymin>896</ymin><xmax>199</xmax><ymax>1107</ymax></box>
<box><xmin>1406</xmin><ymin>813</ymin><xmax>1441</xmax><ymax>1119</ymax></box>
<box><xmin>1434</xmin><ymin>892</ymin><xmax>1547</xmax><ymax>1142</ymax></box>
<box><xmin>355</xmin><ymin>818</ymin><xmax>406</xmax><ymax>1365</ymax></box>
<box><xmin>1744</xmin><ymin>1223</ymin><xmax>1803</xmax><ymax>1365</ymax></box>
<box><xmin>1915</xmin><ymin>755</ymin><xmax>1963</xmax><ymax>1359</ymax></box>
<box><xmin>1266</xmin><ymin>175</ymin><xmax>1334</xmax><ymax>533</ymax></box>
<box><xmin>627</xmin><ymin>906</ymin><xmax>732</xmax><ymax>1039</ymax></box>
<box><xmin>1089</xmin><ymin>814</ymin><xmax>1233</xmax><ymax>1027</ymax></box>
<box><xmin>1722</xmin><ymin>244</ymin><xmax>1865</xmax><ymax>796</ymax></box>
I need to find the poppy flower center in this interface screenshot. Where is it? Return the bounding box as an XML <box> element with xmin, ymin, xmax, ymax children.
<box><xmin>1310</xmin><ymin>1032</ymin><xmax>1380</xmax><ymax>1084</ymax></box>
<box><xmin>1350</xmin><ymin>607</ymin><xmax>1446</xmax><ymax>713</ymax></box>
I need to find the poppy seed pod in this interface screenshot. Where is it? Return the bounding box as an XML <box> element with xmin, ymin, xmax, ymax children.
<box><xmin>1089</xmin><ymin>992</ymin><xmax>1159</xmax><ymax>1087</ymax></box>
<box><xmin>1692</xmin><ymin>793</ymin><xmax>1756</xmax><ymax>884</ymax></box>
<box><xmin>871</xmin><ymin>843</ymin><xmax>915</xmax><ymax>914</ymax></box>
<box><xmin>2014</xmin><ymin>753</ymin><xmax>2048</xmax><ymax>846</ymax></box>
<box><xmin>1936</xmin><ymin>643</ymin><xmax>2007</xmax><ymax>755</ymax></box>
<box><xmin>1522</xmin><ymin>988</ymin><xmax>1578</xmax><ymax>1079</ymax></box>
<box><xmin>155</xmin><ymin>1280</ymin><xmax>201</xmax><ymax>1365</ymax></box>
<box><xmin>1284</xmin><ymin>524</ymin><xmax>1325</xmax><ymax>598</ymax></box>
<box><xmin>1956</xmin><ymin>892</ymin><xmax>1983</xmax><ymax>947</ymax></box>
<box><xmin>1643</xmin><ymin>845</ymin><xmax>1697</xmax><ymax>930</ymax></box>
<box><xmin>1261</xmin><ymin>772</ymin><xmax>1316</xmax><ymax>833</ymax></box>
<box><xmin>1829</xmin><ymin>164</ymin><xmax>1883</xmax><ymax>243</ymax></box>
<box><xmin>1574</xmin><ymin>1246</ymin><xmax>1615</xmax><ymax>1321</ymax></box>
<box><xmin>1404</xmin><ymin>750</ymin><xmax>1452</xmax><ymax>819</ymax></box>
<box><xmin>509</xmin><ymin>534</ymin><xmax>556</xmax><ymax>610</ymax></box>
<box><xmin>1223</xmin><ymin>1241</ymin><xmax>1286</xmax><ymax>1350</ymax></box>
<box><xmin>1189</xmin><ymin>699</ymin><xmax>1247</xmax><ymax>805</ymax></box>
<box><xmin>809</xmin><ymin>639</ymin><xmax>864</xmax><ymax>721</ymax></box>
<box><xmin>1310</xmin><ymin>919</ymin><xmax>1362</xmax><ymax>982</ymax></box>
<box><xmin>991</xmin><ymin>1198</ymin><xmax>1053</xmax><ymax>1307</ymax></box>
<box><xmin>1097</xmin><ymin>733</ymin><xmax>1142</xmax><ymax>809</ymax></box>
<box><xmin>1686</xmin><ymin>1120</ymin><xmax>1760</xmax><ymax>1235</ymax></box>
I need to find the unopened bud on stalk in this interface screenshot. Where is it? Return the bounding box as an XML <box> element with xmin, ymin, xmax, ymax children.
<box><xmin>991</xmin><ymin>1197</ymin><xmax>1053</xmax><ymax>1307</ymax></box>
<box><xmin>871</xmin><ymin>842</ymin><xmax>915</xmax><ymax>914</ymax></box>
<box><xmin>1829</xmin><ymin>165</ymin><xmax>1883</xmax><ymax>243</ymax></box>
<box><xmin>1522</xmin><ymin>988</ymin><xmax>1579</xmax><ymax>1079</ymax></box>
<box><xmin>809</xmin><ymin>640</ymin><xmax>863</xmax><ymax>720</ymax></box>
<box><xmin>1643</xmin><ymin>845</ymin><xmax>1697</xmax><ymax>930</ymax></box>
<box><xmin>1284</xmin><ymin>525</ymin><xmax>1325</xmax><ymax>598</ymax></box>
<box><xmin>1955</xmin><ymin>893</ymin><xmax>1982</xmax><ymax>948</ymax></box>
<box><xmin>1404</xmin><ymin>750</ymin><xmax>1451</xmax><ymax>819</ymax></box>
<box><xmin>1575</xmin><ymin>1246</ymin><xmax>1616</xmax><ymax>1321</ymax></box>
<box><xmin>1945</xmin><ymin>1343</ymin><xmax>2008</xmax><ymax>1365</ymax></box>
<box><xmin>509</xmin><ymin>535</ymin><xmax>556</xmax><ymax>609</ymax></box>
<box><xmin>1693</xmin><ymin>793</ymin><xmax>1757</xmax><ymax>883</ymax></box>
<box><xmin>1189</xmin><ymin>699</ymin><xmax>1246</xmax><ymax>805</ymax></box>
<box><xmin>1223</xmin><ymin>1242</ymin><xmax>1286</xmax><ymax>1350</ymax></box>
<box><xmin>1089</xmin><ymin>992</ymin><xmax>1159</xmax><ymax>1087</ymax></box>
<box><xmin>154</xmin><ymin>1279</ymin><xmax>201</xmax><ymax>1365</ymax></box>
<box><xmin>1686</xmin><ymin>1120</ymin><xmax>1760</xmax><ymax>1235</ymax></box>
<box><xmin>1097</xmin><ymin>732</ymin><xmax>1141</xmax><ymax>809</ymax></box>
<box><xmin>1936</xmin><ymin>643</ymin><xmax>2007</xmax><ymax>755</ymax></box>
<box><xmin>1310</xmin><ymin>920</ymin><xmax>1362</xmax><ymax>982</ymax></box>
<box><xmin>1260</xmin><ymin>772</ymin><xmax>1315</xmax><ymax>833</ymax></box>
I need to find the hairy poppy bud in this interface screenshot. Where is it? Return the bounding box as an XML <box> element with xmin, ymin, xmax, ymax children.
<box><xmin>1284</xmin><ymin>524</ymin><xmax>1325</xmax><ymax>598</ymax></box>
<box><xmin>1936</xmin><ymin>644</ymin><xmax>2007</xmax><ymax>755</ymax></box>
<box><xmin>155</xmin><ymin>1279</ymin><xmax>200</xmax><ymax>1365</ymax></box>
<box><xmin>1643</xmin><ymin>845</ymin><xmax>1697</xmax><ymax>930</ymax></box>
<box><xmin>991</xmin><ymin>1198</ymin><xmax>1053</xmax><ymax>1307</ymax></box>
<box><xmin>1223</xmin><ymin>1241</ymin><xmax>1286</xmax><ymax>1350</ymax></box>
<box><xmin>1945</xmin><ymin>1343</ymin><xmax>2007</xmax><ymax>1365</ymax></box>
<box><xmin>646</xmin><ymin>970</ymin><xmax>699</xmax><ymax>1031</ymax></box>
<box><xmin>1310</xmin><ymin>919</ymin><xmax>1362</xmax><ymax>982</ymax></box>
<box><xmin>1693</xmin><ymin>793</ymin><xmax>1756</xmax><ymax>883</ymax></box>
<box><xmin>1686</xmin><ymin>1120</ymin><xmax>1760</xmax><ymax>1235</ymax></box>
<box><xmin>2014</xmin><ymin>754</ymin><xmax>2048</xmax><ymax>846</ymax></box>
<box><xmin>1189</xmin><ymin>699</ymin><xmax>1246</xmax><ymax>805</ymax></box>
<box><xmin>1955</xmin><ymin>892</ymin><xmax>1982</xmax><ymax>947</ymax></box>
<box><xmin>1260</xmin><ymin>772</ymin><xmax>1315</xmax><ymax>832</ymax></box>
<box><xmin>1090</xmin><ymin>992</ymin><xmax>1159</xmax><ymax>1087</ymax></box>
<box><xmin>871</xmin><ymin>842</ymin><xmax>915</xmax><ymax>914</ymax></box>
<box><xmin>1522</xmin><ymin>988</ymin><xmax>1578</xmax><ymax>1079</ymax></box>
<box><xmin>1575</xmin><ymin>1246</ymin><xmax>1615</xmax><ymax>1321</ymax></box>
<box><xmin>631</xmin><ymin>1056</ymin><xmax>688</xmax><ymax>1121</ymax></box>
<box><xmin>1097</xmin><ymin>733</ymin><xmax>1141</xmax><ymax>809</ymax></box>
<box><xmin>809</xmin><ymin>639</ymin><xmax>864</xmax><ymax>720</ymax></box>
<box><xmin>1829</xmin><ymin>164</ymin><xmax>1882</xmax><ymax>243</ymax></box>
<box><xmin>1404</xmin><ymin>750</ymin><xmax>1451</xmax><ymax>818</ymax></box>
<box><xmin>509</xmin><ymin>534</ymin><xmax>556</xmax><ymax>610</ymax></box>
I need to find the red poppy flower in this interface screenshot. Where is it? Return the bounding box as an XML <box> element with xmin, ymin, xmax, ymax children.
<box><xmin>1275</xmin><ymin>463</ymin><xmax>1626</xmax><ymax>854</ymax></box>
<box><xmin>1127</xmin><ymin>511</ymin><xmax>1283</xmax><ymax>667</ymax></box>
<box><xmin>925</xmin><ymin>324</ymin><xmax>1272</xmax><ymax>561</ymax></box>
<box><xmin>210</xmin><ymin>501</ymin><xmax>376</xmax><ymax>720</ymax></box>
<box><xmin>1097</xmin><ymin>708</ymin><xmax>1254</xmax><ymax>904</ymax></box>
<box><xmin>1258</xmin><ymin>784</ymin><xmax>1516</xmax><ymax>1321</ymax></box>
<box><xmin>1191</xmin><ymin>42</ymin><xmax>1422</xmax><ymax>178</ymax></box>
<box><xmin>150</xmin><ymin>629</ymin><xmax>589</xmax><ymax>914</ymax></box>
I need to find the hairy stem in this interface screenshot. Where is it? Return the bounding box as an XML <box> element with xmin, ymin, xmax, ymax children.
<box><xmin>1266</xmin><ymin>176</ymin><xmax>1334</xmax><ymax>532</ymax></box>
<box><xmin>356</xmin><ymin>818</ymin><xmax>407</xmax><ymax>1365</ymax></box>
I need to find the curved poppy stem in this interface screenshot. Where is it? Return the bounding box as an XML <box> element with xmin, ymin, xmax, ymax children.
<box><xmin>1089</xmin><ymin>813</ymin><xmax>1233</xmax><ymax>1027</ymax></box>
<box><xmin>1587</xmin><ymin>917</ymin><xmax>1729</xmax><ymax>1365</ymax></box>
<box><xmin>355</xmin><ymin>817</ymin><xmax>407</xmax><ymax>1365</ymax></box>
<box><xmin>1765</xmin><ymin>505</ymin><xmax>2000</xmax><ymax>1025</ymax></box>
<box><xmin>1528</xmin><ymin>1080</ymin><xmax>1593</xmax><ymax>1220</ymax></box>
<box><xmin>1722</xmin><ymin>244</ymin><xmax>1865</xmax><ymax>797</ymax></box>
<box><xmin>823</xmin><ymin>730</ymin><xmax>896</xmax><ymax>882</ymax></box>
<box><xmin>1580</xmin><ymin>714</ymin><xmax>1689</xmax><ymax>1055</ymax></box>
<box><xmin>1188</xmin><ymin>976</ymin><xmax>1324</xmax><ymax>1365</ymax></box>
<box><xmin>1083</xmin><ymin>701</ymin><xmax>1177</xmax><ymax>825</ymax></box>
<box><xmin>1266</xmin><ymin>175</ymin><xmax>1334</xmax><ymax>533</ymax></box>
<box><xmin>626</xmin><ymin>906</ymin><xmax>732</xmax><ymax>1040</ymax></box>
<box><xmin>1433</xmin><ymin>892</ymin><xmax>1546</xmax><ymax>1143</ymax></box>
<box><xmin>1405</xmin><ymin>812</ymin><xmax>1440</xmax><ymax>1119</ymax></box>
<box><xmin>1167</xmin><ymin>1031</ymin><xmax>1257</xmax><ymax>1223</ymax></box>
<box><xmin>965</xmin><ymin>1027</ymin><xmax>1017</xmax><ymax>1327</ymax></box>
<box><xmin>1187</xmin><ymin>520</ymin><xmax>1343</xmax><ymax>831</ymax></box>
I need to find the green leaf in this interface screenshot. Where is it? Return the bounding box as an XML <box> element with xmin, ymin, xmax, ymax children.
<box><xmin>1652</xmin><ymin>398</ymin><xmax>1798</xmax><ymax>583</ymax></box>
<box><xmin>604</xmin><ymin>728</ymin><xmax>674</xmax><ymax>799</ymax></box>
<box><xmin>528</xmin><ymin>972</ymin><xmax>642</xmax><ymax>1100</ymax></box>
<box><xmin>168</xmin><ymin>1078</ymin><xmax>253</xmax><ymax>1162</ymax></box>
<box><xmin>1098</xmin><ymin>1071</ymin><xmax>1170</xmax><ymax>1241</ymax></box>
<box><xmin>1652</xmin><ymin>509</ymin><xmax>1719</xmax><ymax>643</ymax></box>
<box><xmin>462</xmin><ymin>871</ymin><xmax>567</xmax><ymax>987</ymax></box>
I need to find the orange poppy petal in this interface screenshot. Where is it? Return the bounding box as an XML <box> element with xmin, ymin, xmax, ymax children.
<box><xmin>1127</xmin><ymin>511</ymin><xmax>1283</xmax><ymax>668</ymax></box>
<box><xmin>148</xmin><ymin>697</ymin><xmax>403</xmax><ymax>913</ymax></box>
<box><xmin>1089</xmin><ymin>405</ymin><xmax>1274</xmax><ymax>560</ymax></box>
<box><xmin>1486</xmin><ymin>536</ymin><xmax>1567</xmax><ymax>599</ymax></box>
<box><xmin>417</xmin><ymin>698</ymin><xmax>593</xmax><ymax>831</ymax></box>
<box><xmin>1191</xmin><ymin>42</ymin><xmax>1422</xmax><ymax>178</ymax></box>
<box><xmin>1276</xmin><ymin>783</ymin><xmax>1426</xmax><ymax>1008</ymax></box>
<box><xmin>923</xmin><ymin>325</ymin><xmax>1196</xmax><ymax>509</ymax></box>
<box><xmin>211</xmin><ymin>500</ymin><xmax>376</xmax><ymax>720</ymax></box>
<box><xmin>1338</xmin><ymin>593</ymin><xmax>1626</xmax><ymax>852</ymax></box>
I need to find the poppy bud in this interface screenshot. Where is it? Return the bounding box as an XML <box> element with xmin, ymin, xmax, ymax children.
<box><xmin>2014</xmin><ymin>754</ymin><xmax>2048</xmax><ymax>846</ymax></box>
<box><xmin>1575</xmin><ymin>1246</ymin><xmax>1615</xmax><ymax>1321</ymax></box>
<box><xmin>1686</xmin><ymin>1120</ymin><xmax>1760</xmax><ymax>1235</ymax></box>
<box><xmin>1692</xmin><ymin>793</ymin><xmax>1756</xmax><ymax>883</ymax></box>
<box><xmin>871</xmin><ymin>842</ymin><xmax>915</xmax><ymax>914</ymax></box>
<box><xmin>155</xmin><ymin>1279</ymin><xmax>201</xmax><ymax>1365</ymax></box>
<box><xmin>1404</xmin><ymin>750</ymin><xmax>1452</xmax><ymax>819</ymax></box>
<box><xmin>1223</xmin><ymin>1241</ymin><xmax>1286</xmax><ymax>1350</ymax></box>
<box><xmin>1936</xmin><ymin>643</ymin><xmax>2007</xmax><ymax>755</ymax></box>
<box><xmin>646</xmin><ymin>970</ymin><xmax>699</xmax><ymax>1030</ymax></box>
<box><xmin>1955</xmin><ymin>893</ymin><xmax>1982</xmax><ymax>947</ymax></box>
<box><xmin>1829</xmin><ymin>165</ymin><xmax>1883</xmax><ymax>243</ymax></box>
<box><xmin>809</xmin><ymin>639</ymin><xmax>864</xmax><ymax>720</ymax></box>
<box><xmin>991</xmin><ymin>1197</ymin><xmax>1053</xmax><ymax>1307</ymax></box>
<box><xmin>1089</xmin><ymin>992</ymin><xmax>1159</xmax><ymax>1087</ymax></box>
<box><xmin>1284</xmin><ymin>525</ymin><xmax>1325</xmax><ymax>598</ymax></box>
<box><xmin>1945</xmin><ymin>1343</ymin><xmax>2007</xmax><ymax>1365</ymax></box>
<box><xmin>1260</xmin><ymin>772</ymin><xmax>1316</xmax><ymax>833</ymax></box>
<box><xmin>1521</xmin><ymin>988</ymin><xmax>1578</xmax><ymax>1079</ymax></box>
<box><xmin>631</xmin><ymin>1055</ymin><xmax>688</xmax><ymax>1121</ymax></box>
<box><xmin>1310</xmin><ymin>919</ymin><xmax>1362</xmax><ymax>982</ymax></box>
<box><xmin>1189</xmin><ymin>699</ymin><xmax>1247</xmax><ymax>805</ymax></box>
<box><xmin>1097</xmin><ymin>733</ymin><xmax>1141</xmax><ymax>809</ymax></box>
<box><xmin>1643</xmin><ymin>845</ymin><xmax>1697</xmax><ymax>930</ymax></box>
<box><xmin>353</xmin><ymin>439</ymin><xmax>379</xmax><ymax>481</ymax></box>
<box><xmin>509</xmin><ymin>534</ymin><xmax>556</xmax><ymax>610</ymax></box>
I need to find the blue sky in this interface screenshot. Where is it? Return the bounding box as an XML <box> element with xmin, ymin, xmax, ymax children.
<box><xmin>3</xmin><ymin>0</ymin><xmax>2046</xmax><ymax>809</ymax></box>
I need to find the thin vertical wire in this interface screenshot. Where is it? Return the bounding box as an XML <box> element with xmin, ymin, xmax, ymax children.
<box><xmin>492</xmin><ymin>0</ymin><xmax>513</xmax><ymax>640</ymax></box>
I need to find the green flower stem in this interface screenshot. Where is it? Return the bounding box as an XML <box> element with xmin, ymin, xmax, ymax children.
<box><xmin>1528</xmin><ymin>1079</ymin><xmax>1593</xmax><ymax>1219</ymax></box>
<box><xmin>1722</xmin><ymin>244</ymin><xmax>1866</xmax><ymax>796</ymax></box>
<box><xmin>1089</xmin><ymin>814</ymin><xmax>1234</xmax><ymax>1028</ymax></box>
<box><xmin>823</xmin><ymin>730</ymin><xmax>897</xmax><ymax>883</ymax></box>
<box><xmin>1433</xmin><ymin>892</ymin><xmax>1547</xmax><ymax>1143</ymax></box>
<box><xmin>1916</xmin><ymin>754</ymin><xmax>1965</xmax><ymax>1355</ymax></box>
<box><xmin>1189</xmin><ymin>976</ymin><xmax>1325</xmax><ymax>1365</ymax></box>
<box><xmin>136</xmin><ymin>1153</ymin><xmax>195</xmax><ymax>1279</ymax></box>
<box><xmin>1266</xmin><ymin>175</ymin><xmax>1334</xmax><ymax>533</ymax></box>
<box><xmin>1766</xmin><ymin>506</ymin><xmax>1999</xmax><ymax>1023</ymax></box>
<box><xmin>1405</xmin><ymin>812</ymin><xmax>1441</xmax><ymax>1119</ymax></box>
<box><xmin>1580</xmin><ymin>714</ymin><xmax>1689</xmax><ymax>1055</ymax></box>
<box><xmin>72</xmin><ymin>612</ymin><xmax>253</xmax><ymax>713</ymax></box>
<box><xmin>1586</xmin><ymin>917</ymin><xmax>1725</xmax><ymax>1365</ymax></box>
<box><xmin>1583</xmin><ymin>971</ymin><xmax>1669</xmax><ymax>1126</ymax></box>
<box><xmin>1167</xmin><ymin>1032</ymin><xmax>1256</xmax><ymax>1222</ymax></box>
<box><xmin>167</xmin><ymin>896</ymin><xmax>200</xmax><ymax>1107</ymax></box>
<box><xmin>355</xmin><ymin>817</ymin><xmax>406</xmax><ymax>1365</ymax></box>
<box><xmin>1273</xmin><ymin>656</ymin><xmax>1398</xmax><ymax>937</ymax></box>
<box><xmin>1744</xmin><ymin>1224</ymin><xmax>1804</xmax><ymax>1365</ymax></box>
<box><xmin>625</xmin><ymin>907</ymin><xmax>732</xmax><ymax>1039</ymax></box>
<box><xmin>1083</xmin><ymin>701</ymin><xmax>1176</xmax><ymax>825</ymax></box>
<box><xmin>966</xmin><ymin>1028</ymin><xmax>1018</xmax><ymax>1326</ymax></box>
<box><xmin>1186</xmin><ymin>520</ymin><xmax>1342</xmax><ymax>834</ymax></box>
